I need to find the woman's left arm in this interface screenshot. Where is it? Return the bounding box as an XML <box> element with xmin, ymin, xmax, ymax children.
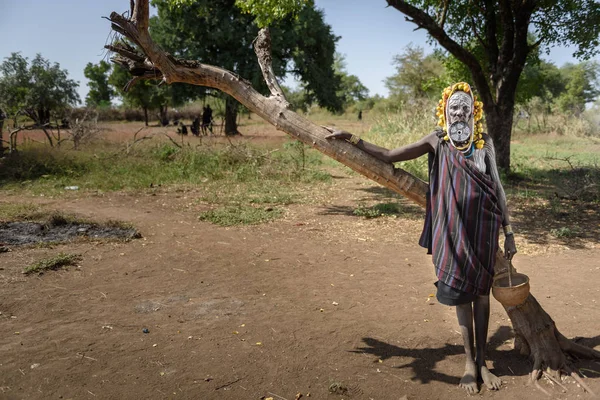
<box><xmin>484</xmin><ymin>135</ymin><xmax>517</xmax><ymax>260</ymax></box>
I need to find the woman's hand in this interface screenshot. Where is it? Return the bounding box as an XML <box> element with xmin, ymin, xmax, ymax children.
<box><xmin>504</xmin><ymin>234</ymin><xmax>517</xmax><ymax>261</ymax></box>
<box><xmin>323</xmin><ymin>126</ymin><xmax>352</xmax><ymax>141</ymax></box>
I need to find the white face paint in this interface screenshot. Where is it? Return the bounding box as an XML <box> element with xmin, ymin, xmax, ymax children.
<box><xmin>447</xmin><ymin>92</ymin><xmax>473</xmax><ymax>125</ymax></box>
<box><xmin>446</xmin><ymin>91</ymin><xmax>474</xmax><ymax>150</ymax></box>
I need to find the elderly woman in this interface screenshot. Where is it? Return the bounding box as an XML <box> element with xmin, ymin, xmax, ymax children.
<box><xmin>326</xmin><ymin>82</ymin><xmax>517</xmax><ymax>394</ymax></box>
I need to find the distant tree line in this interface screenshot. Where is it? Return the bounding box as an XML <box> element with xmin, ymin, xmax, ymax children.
<box><xmin>1</xmin><ymin>0</ymin><xmax>599</xmax><ymax>156</ymax></box>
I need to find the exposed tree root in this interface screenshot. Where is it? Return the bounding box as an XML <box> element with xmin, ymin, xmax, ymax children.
<box><xmin>505</xmin><ymin>295</ymin><xmax>599</xmax><ymax>395</ymax></box>
<box><xmin>494</xmin><ymin>254</ymin><xmax>599</xmax><ymax>395</ymax></box>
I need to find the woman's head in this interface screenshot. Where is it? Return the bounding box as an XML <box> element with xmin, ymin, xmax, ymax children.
<box><xmin>436</xmin><ymin>82</ymin><xmax>485</xmax><ymax>151</ymax></box>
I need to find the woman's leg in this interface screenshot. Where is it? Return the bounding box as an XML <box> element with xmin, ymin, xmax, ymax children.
<box><xmin>474</xmin><ymin>295</ymin><xmax>502</xmax><ymax>390</ymax></box>
<box><xmin>456</xmin><ymin>302</ymin><xmax>479</xmax><ymax>394</ymax></box>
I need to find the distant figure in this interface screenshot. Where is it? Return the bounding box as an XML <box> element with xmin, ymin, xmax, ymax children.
<box><xmin>202</xmin><ymin>105</ymin><xmax>213</xmax><ymax>135</ymax></box>
<box><xmin>177</xmin><ymin>123</ymin><xmax>188</xmax><ymax>135</ymax></box>
<box><xmin>358</xmin><ymin>110</ymin><xmax>363</xmax><ymax>121</ymax></box>
<box><xmin>191</xmin><ymin>117</ymin><xmax>200</xmax><ymax>136</ymax></box>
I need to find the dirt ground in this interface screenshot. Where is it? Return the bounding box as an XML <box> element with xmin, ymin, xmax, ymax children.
<box><xmin>1</xmin><ymin>124</ymin><xmax>600</xmax><ymax>400</ymax></box>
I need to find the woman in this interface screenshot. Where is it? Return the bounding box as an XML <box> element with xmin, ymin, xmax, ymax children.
<box><xmin>326</xmin><ymin>82</ymin><xmax>517</xmax><ymax>394</ymax></box>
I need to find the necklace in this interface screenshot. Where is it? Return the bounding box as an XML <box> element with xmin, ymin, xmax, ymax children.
<box><xmin>462</xmin><ymin>143</ymin><xmax>475</xmax><ymax>158</ymax></box>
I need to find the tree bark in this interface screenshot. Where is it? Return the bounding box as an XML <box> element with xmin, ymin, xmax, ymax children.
<box><xmin>159</xmin><ymin>105</ymin><xmax>168</xmax><ymax>126</ymax></box>
<box><xmin>486</xmin><ymin>104</ymin><xmax>514</xmax><ymax>171</ymax></box>
<box><xmin>224</xmin><ymin>96</ymin><xmax>239</xmax><ymax>135</ymax></box>
<box><xmin>143</xmin><ymin>107</ymin><xmax>148</xmax><ymax>126</ymax></box>
<box><xmin>106</xmin><ymin>2</ymin><xmax>599</xmax><ymax>391</ymax></box>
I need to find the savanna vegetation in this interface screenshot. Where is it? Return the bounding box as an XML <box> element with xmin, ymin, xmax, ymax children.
<box><xmin>1</xmin><ymin>1</ymin><xmax>600</xmax><ymax>396</ymax></box>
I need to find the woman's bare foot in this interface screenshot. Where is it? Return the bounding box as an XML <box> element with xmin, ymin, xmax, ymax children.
<box><xmin>459</xmin><ymin>360</ymin><xmax>479</xmax><ymax>394</ymax></box>
<box><xmin>479</xmin><ymin>365</ymin><xmax>502</xmax><ymax>390</ymax></box>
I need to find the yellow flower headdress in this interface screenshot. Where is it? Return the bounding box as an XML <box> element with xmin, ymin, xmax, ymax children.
<box><xmin>435</xmin><ymin>82</ymin><xmax>485</xmax><ymax>149</ymax></box>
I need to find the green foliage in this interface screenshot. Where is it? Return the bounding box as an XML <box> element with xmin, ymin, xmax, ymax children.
<box><xmin>23</xmin><ymin>253</ymin><xmax>82</xmax><ymax>275</ymax></box>
<box><xmin>84</xmin><ymin>61</ymin><xmax>114</xmax><ymax>107</ymax></box>
<box><xmin>109</xmin><ymin>64</ymin><xmax>171</xmax><ymax>124</ymax></box>
<box><xmin>404</xmin><ymin>0</ymin><xmax>600</xmax><ymax>59</ymax></box>
<box><xmin>334</xmin><ymin>53</ymin><xmax>369</xmax><ymax>108</ymax></box>
<box><xmin>167</xmin><ymin>0</ymin><xmax>312</xmax><ymax>28</ymax></box>
<box><xmin>235</xmin><ymin>0</ymin><xmax>312</xmax><ymax>28</ymax></box>
<box><xmin>150</xmin><ymin>0</ymin><xmax>343</xmax><ymax>117</ymax></box>
<box><xmin>199</xmin><ymin>205</ymin><xmax>282</xmax><ymax>226</ymax></box>
<box><xmin>556</xmin><ymin>62</ymin><xmax>600</xmax><ymax>115</ymax></box>
<box><xmin>385</xmin><ymin>44</ymin><xmax>448</xmax><ymax>102</ymax></box>
<box><xmin>0</xmin><ymin>53</ymin><xmax>80</xmax><ymax>124</ymax></box>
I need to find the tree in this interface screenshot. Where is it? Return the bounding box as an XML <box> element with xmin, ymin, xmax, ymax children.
<box><xmin>384</xmin><ymin>44</ymin><xmax>447</xmax><ymax>103</ymax></box>
<box><xmin>147</xmin><ymin>0</ymin><xmax>342</xmax><ymax>135</ymax></box>
<box><xmin>386</xmin><ymin>0</ymin><xmax>600</xmax><ymax>171</ymax></box>
<box><xmin>84</xmin><ymin>61</ymin><xmax>114</xmax><ymax>107</ymax></box>
<box><xmin>106</xmin><ymin>1</ymin><xmax>600</xmax><ymax>393</ymax></box>
<box><xmin>556</xmin><ymin>61</ymin><xmax>600</xmax><ymax>115</ymax></box>
<box><xmin>109</xmin><ymin>63</ymin><xmax>171</xmax><ymax>126</ymax></box>
<box><xmin>334</xmin><ymin>53</ymin><xmax>369</xmax><ymax>109</ymax></box>
<box><xmin>0</xmin><ymin>107</ymin><xmax>6</xmax><ymax>156</ymax></box>
<box><xmin>0</xmin><ymin>53</ymin><xmax>80</xmax><ymax>146</ymax></box>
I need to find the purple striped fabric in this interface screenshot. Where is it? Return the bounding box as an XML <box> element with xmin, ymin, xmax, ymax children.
<box><xmin>419</xmin><ymin>141</ymin><xmax>502</xmax><ymax>295</ymax></box>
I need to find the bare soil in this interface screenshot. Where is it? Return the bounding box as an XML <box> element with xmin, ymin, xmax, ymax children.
<box><xmin>1</xmin><ymin>124</ymin><xmax>599</xmax><ymax>400</ymax></box>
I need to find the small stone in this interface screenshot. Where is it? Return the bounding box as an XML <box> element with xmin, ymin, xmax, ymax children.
<box><xmin>142</xmin><ymin>328</ymin><xmax>150</xmax><ymax>334</ymax></box>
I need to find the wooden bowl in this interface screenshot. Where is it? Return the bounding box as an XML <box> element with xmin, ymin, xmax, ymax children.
<box><xmin>492</xmin><ymin>272</ymin><xmax>530</xmax><ymax>307</ymax></box>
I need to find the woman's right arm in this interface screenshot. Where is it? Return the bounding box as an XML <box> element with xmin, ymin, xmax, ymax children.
<box><xmin>325</xmin><ymin>129</ymin><xmax>438</xmax><ymax>163</ymax></box>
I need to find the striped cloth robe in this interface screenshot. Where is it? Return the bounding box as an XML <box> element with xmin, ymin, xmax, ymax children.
<box><xmin>419</xmin><ymin>139</ymin><xmax>503</xmax><ymax>296</ymax></box>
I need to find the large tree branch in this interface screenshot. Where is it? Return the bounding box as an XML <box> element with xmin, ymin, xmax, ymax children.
<box><xmin>498</xmin><ymin>0</ymin><xmax>536</xmax><ymax>105</ymax></box>
<box><xmin>385</xmin><ymin>0</ymin><xmax>494</xmax><ymax>107</ymax></box>
<box><xmin>497</xmin><ymin>0</ymin><xmax>515</xmax><ymax>91</ymax></box>
<box><xmin>253</xmin><ymin>28</ymin><xmax>290</xmax><ymax>108</ymax></box>
<box><xmin>483</xmin><ymin>0</ymin><xmax>499</xmax><ymax>82</ymax></box>
<box><xmin>106</xmin><ymin>0</ymin><xmax>428</xmax><ymax>206</ymax></box>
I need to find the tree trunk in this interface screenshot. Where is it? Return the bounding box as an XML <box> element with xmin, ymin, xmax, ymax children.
<box><xmin>106</xmin><ymin>5</ymin><xmax>600</xmax><ymax>390</ymax></box>
<box><xmin>41</xmin><ymin>127</ymin><xmax>54</xmax><ymax>148</ymax></box>
<box><xmin>224</xmin><ymin>96</ymin><xmax>239</xmax><ymax>135</ymax></box>
<box><xmin>0</xmin><ymin>118</ymin><xmax>4</xmax><ymax>156</ymax></box>
<box><xmin>159</xmin><ymin>105</ymin><xmax>168</xmax><ymax>126</ymax></box>
<box><xmin>143</xmin><ymin>107</ymin><xmax>149</xmax><ymax>126</ymax></box>
<box><xmin>486</xmin><ymin>104</ymin><xmax>514</xmax><ymax>172</ymax></box>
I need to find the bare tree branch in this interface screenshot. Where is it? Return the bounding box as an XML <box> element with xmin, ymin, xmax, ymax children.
<box><xmin>253</xmin><ymin>28</ymin><xmax>289</xmax><ymax>107</ymax></box>
<box><xmin>385</xmin><ymin>0</ymin><xmax>494</xmax><ymax>107</ymax></box>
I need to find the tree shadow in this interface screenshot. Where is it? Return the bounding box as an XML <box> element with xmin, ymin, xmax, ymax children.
<box><xmin>350</xmin><ymin>326</ymin><xmax>530</xmax><ymax>385</ymax></box>
<box><xmin>352</xmin><ymin>328</ymin><xmax>600</xmax><ymax>386</ymax></box>
<box><xmin>510</xmin><ymin>197</ymin><xmax>600</xmax><ymax>250</ymax></box>
<box><xmin>317</xmin><ymin>184</ymin><xmax>424</xmax><ymax>220</ymax></box>
<box><xmin>506</xmin><ymin>165</ymin><xmax>600</xmax><ymax>249</ymax></box>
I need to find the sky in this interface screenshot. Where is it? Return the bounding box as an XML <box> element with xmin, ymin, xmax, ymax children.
<box><xmin>0</xmin><ymin>0</ymin><xmax>592</xmax><ymax>103</ymax></box>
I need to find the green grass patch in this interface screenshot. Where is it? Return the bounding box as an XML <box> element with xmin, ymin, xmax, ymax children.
<box><xmin>199</xmin><ymin>205</ymin><xmax>282</xmax><ymax>226</ymax></box>
<box><xmin>550</xmin><ymin>226</ymin><xmax>578</xmax><ymax>238</ymax></box>
<box><xmin>361</xmin><ymin>110</ymin><xmax>435</xmax><ymax>180</ymax></box>
<box><xmin>0</xmin><ymin>202</ymin><xmax>45</xmax><ymax>222</ymax></box>
<box><xmin>353</xmin><ymin>202</ymin><xmax>401</xmax><ymax>218</ymax></box>
<box><xmin>23</xmin><ymin>253</ymin><xmax>82</xmax><ymax>275</ymax></box>
<box><xmin>0</xmin><ymin>140</ymin><xmax>331</xmax><ymax>198</ymax></box>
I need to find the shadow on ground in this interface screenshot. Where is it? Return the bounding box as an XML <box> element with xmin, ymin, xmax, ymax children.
<box><xmin>353</xmin><ymin>328</ymin><xmax>600</xmax><ymax>386</ymax></box>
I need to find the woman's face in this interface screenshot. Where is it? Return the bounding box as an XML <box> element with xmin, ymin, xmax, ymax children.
<box><xmin>447</xmin><ymin>91</ymin><xmax>473</xmax><ymax>125</ymax></box>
